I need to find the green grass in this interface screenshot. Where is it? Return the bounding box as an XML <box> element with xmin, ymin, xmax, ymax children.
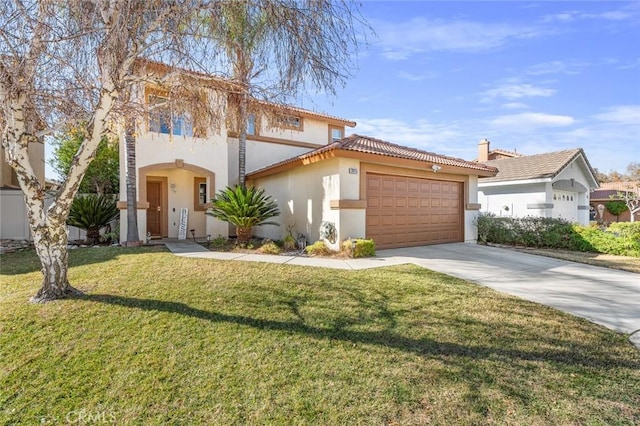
<box><xmin>1</xmin><ymin>247</ymin><xmax>639</xmax><ymax>425</ymax></box>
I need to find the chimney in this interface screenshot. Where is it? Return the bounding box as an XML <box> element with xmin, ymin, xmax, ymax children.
<box><xmin>478</xmin><ymin>138</ymin><xmax>490</xmax><ymax>162</ymax></box>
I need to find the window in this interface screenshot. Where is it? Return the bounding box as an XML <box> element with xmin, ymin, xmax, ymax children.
<box><xmin>194</xmin><ymin>177</ymin><xmax>207</xmax><ymax>211</ymax></box>
<box><xmin>247</xmin><ymin>113</ymin><xmax>256</xmax><ymax>136</ymax></box>
<box><xmin>329</xmin><ymin>126</ymin><xmax>344</xmax><ymax>142</ymax></box>
<box><xmin>275</xmin><ymin>114</ymin><xmax>303</xmax><ymax>131</ymax></box>
<box><xmin>148</xmin><ymin>95</ymin><xmax>193</xmax><ymax>137</ymax></box>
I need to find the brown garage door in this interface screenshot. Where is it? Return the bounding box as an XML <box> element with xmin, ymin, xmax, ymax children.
<box><xmin>366</xmin><ymin>173</ymin><xmax>463</xmax><ymax>249</ymax></box>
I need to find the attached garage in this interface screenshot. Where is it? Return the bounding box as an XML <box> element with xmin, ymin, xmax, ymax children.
<box><xmin>366</xmin><ymin>174</ymin><xmax>463</xmax><ymax>249</ymax></box>
<box><xmin>247</xmin><ymin>134</ymin><xmax>498</xmax><ymax>250</ymax></box>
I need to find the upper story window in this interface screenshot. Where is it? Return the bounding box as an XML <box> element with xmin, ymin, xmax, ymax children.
<box><xmin>275</xmin><ymin>114</ymin><xmax>303</xmax><ymax>131</ymax></box>
<box><xmin>148</xmin><ymin>94</ymin><xmax>193</xmax><ymax>137</ymax></box>
<box><xmin>330</xmin><ymin>126</ymin><xmax>344</xmax><ymax>142</ymax></box>
<box><xmin>247</xmin><ymin>113</ymin><xmax>257</xmax><ymax>136</ymax></box>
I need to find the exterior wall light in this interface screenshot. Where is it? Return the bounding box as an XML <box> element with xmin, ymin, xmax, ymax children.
<box><xmin>431</xmin><ymin>164</ymin><xmax>442</xmax><ymax>173</ymax></box>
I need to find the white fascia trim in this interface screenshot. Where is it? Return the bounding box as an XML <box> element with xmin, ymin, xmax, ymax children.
<box><xmin>478</xmin><ymin>177</ymin><xmax>551</xmax><ymax>188</ymax></box>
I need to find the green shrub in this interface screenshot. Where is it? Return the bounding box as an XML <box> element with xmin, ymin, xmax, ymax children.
<box><xmin>572</xmin><ymin>225</ymin><xmax>640</xmax><ymax>256</ymax></box>
<box><xmin>607</xmin><ymin>222</ymin><xmax>640</xmax><ymax>241</ymax></box>
<box><xmin>67</xmin><ymin>194</ymin><xmax>119</xmax><ymax>245</ymax></box>
<box><xmin>342</xmin><ymin>238</ymin><xmax>376</xmax><ymax>258</ymax></box>
<box><xmin>305</xmin><ymin>241</ymin><xmax>334</xmax><ymax>256</ymax></box>
<box><xmin>475</xmin><ymin>213</ymin><xmax>640</xmax><ymax>257</ymax></box>
<box><xmin>206</xmin><ymin>185</ymin><xmax>280</xmax><ymax>244</ymax></box>
<box><xmin>283</xmin><ymin>235</ymin><xmax>297</xmax><ymax>251</ymax></box>
<box><xmin>605</xmin><ymin>200</ymin><xmax>628</xmax><ymax>221</ymax></box>
<box><xmin>258</xmin><ymin>241</ymin><xmax>281</xmax><ymax>255</ymax></box>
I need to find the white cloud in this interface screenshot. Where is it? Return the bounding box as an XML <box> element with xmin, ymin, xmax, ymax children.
<box><xmin>502</xmin><ymin>102</ymin><xmax>529</xmax><ymax>110</ymax></box>
<box><xmin>489</xmin><ymin>112</ymin><xmax>575</xmax><ymax>129</ymax></box>
<box><xmin>542</xmin><ymin>5</ymin><xmax>639</xmax><ymax>23</ymax></box>
<box><xmin>593</xmin><ymin>105</ymin><xmax>640</xmax><ymax>124</ymax></box>
<box><xmin>397</xmin><ymin>71</ymin><xmax>436</xmax><ymax>81</ymax></box>
<box><xmin>525</xmin><ymin>60</ymin><xmax>585</xmax><ymax>75</ymax></box>
<box><xmin>373</xmin><ymin>17</ymin><xmax>550</xmax><ymax>60</ymax></box>
<box><xmin>481</xmin><ymin>82</ymin><xmax>556</xmax><ymax>102</ymax></box>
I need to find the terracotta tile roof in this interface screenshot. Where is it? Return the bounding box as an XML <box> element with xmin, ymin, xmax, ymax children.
<box><xmin>248</xmin><ymin>134</ymin><xmax>498</xmax><ymax>176</ymax></box>
<box><xmin>598</xmin><ymin>181</ymin><xmax>639</xmax><ymax>192</ymax></box>
<box><xmin>480</xmin><ymin>148</ymin><xmax>595</xmax><ymax>183</ymax></box>
<box><xmin>489</xmin><ymin>148</ymin><xmax>523</xmax><ymax>158</ymax></box>
<box><xmin>253</xmin><ymin>99</ymin><xmax>356</xmax><ymax>127</ymax></box>
<box><xmin>592</xmin><ymin>182</ymin><xmax>639</xmax><ymax>199</ymax></box>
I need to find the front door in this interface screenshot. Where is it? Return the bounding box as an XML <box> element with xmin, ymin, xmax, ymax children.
<box><xmin>147</xmin><ymin>181</ymin><xmax>162</xmax><ymax>237</ymax></box>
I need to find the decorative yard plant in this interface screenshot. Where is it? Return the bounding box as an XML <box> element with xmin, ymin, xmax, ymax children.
<box><xmin>66</xmin><ymin>194</ymin><xmax>119</xmax><ymax>245</ymax></box>
<box><xmin>207</xmin><ymin>185</ymin><xmax>280</xmax><ymax>244</ymax></box>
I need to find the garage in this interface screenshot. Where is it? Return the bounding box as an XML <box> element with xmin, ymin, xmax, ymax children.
<box><xmin>366</xmin><ymin>173</ymin><xmax>463</xmax><ymax>249</ymax></box>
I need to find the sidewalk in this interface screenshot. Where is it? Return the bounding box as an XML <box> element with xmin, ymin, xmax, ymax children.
<box><xmin>164</xmin><ymin>240</ymin><xmax>406</xmax><ymax>270</ymax></box>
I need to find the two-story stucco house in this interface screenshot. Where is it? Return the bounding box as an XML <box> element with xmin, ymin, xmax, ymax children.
<box><xmin>118</xmin><ymin>63</ymin><xmax>356</xmax><ymax>243</ymax></box>
<box><xmin>119</xmin><ymin>63</ymin><xmax>498</xmax><ymax>249</ymax></box>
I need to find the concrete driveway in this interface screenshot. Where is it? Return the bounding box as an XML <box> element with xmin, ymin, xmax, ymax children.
<box><xmin>377</xmin><ymin>243</ymin><xmax>640</xmax><ymax>344</ymax></box>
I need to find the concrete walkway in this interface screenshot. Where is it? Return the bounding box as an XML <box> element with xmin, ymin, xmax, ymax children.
<box><xmin>164</xmin><ymin>240</ymin><xmax>640</xmax><ymax>346</ymax></box>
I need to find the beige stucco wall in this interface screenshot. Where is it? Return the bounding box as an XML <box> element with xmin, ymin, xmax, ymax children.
<box><xmin>464</xmin><ymin>175</ymin><xmax>479</xmax><ymax>243</ymax></box>
<box><xmin>119</xmin><ymin>128</ymin><xmax>229</xmax><ymax>242</ymax></box>
<box><xmin>259</xmin><ymin>116</ymin><xmax>332</xmax><ymax>146</ymax></box>
<box><xmin>0</xmin><ymin>141</ymin><xmax>45</xmax><ymax>187</ymax></box>
<box><xmin>253</xmin><ymin>158</ymin><xmax>343</xmax><ymax>249</ymax></box>
<box><xmin>228</xmin><ymin>138</ymin><xmax>313</xmax><ymax>187</ymax></box>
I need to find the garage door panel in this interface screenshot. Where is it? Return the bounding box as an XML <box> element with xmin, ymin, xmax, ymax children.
<box><xmin>366</xmin><ymin>173</ymin><xmax>463</xmax><ymax>249</ymax></box>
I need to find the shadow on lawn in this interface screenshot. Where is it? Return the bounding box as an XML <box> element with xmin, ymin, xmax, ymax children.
<box><xmin>78</xmin><ymin>293</ymin><xmax>640</xmax><ymax>371</ymax></box>
<box><xmin>0</xmin><ymin>246</ymin><xmax>167</xmax><ymax>276</ymax></box>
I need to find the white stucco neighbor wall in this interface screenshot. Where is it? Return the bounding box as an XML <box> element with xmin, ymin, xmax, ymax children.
<box><xmin>253</xmin><ymin>158</ymin><xmax>342</xmax><ymax>249</ymax></box>
<box><xmin>478</xmin><ymin>182</ymin><xmax>549</xmax><ymax>219</ymax></box>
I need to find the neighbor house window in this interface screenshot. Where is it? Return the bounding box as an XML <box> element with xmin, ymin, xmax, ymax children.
<box><xmin>329</xmin><ymin>126</ymin><xmax>344</xmax><ymax>142</ymax></box>
<box><xmin>194</xmin><ymin>177</ymin><xmax>207</xmax><ymax>211</ymax></box>
<box><xmin>148</xmin><ymin>95</ymin><xmax>193</xmax><ymax>137</ymax></box>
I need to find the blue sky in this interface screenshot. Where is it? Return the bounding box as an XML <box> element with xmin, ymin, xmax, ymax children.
<box><xmin>303</xmin><ymin>0</ymin><xmax>640</xmax><ymax>174</ymax></box>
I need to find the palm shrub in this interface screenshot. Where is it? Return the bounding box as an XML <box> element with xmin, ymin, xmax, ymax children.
<box><xmin>207</xmin><ymin>185</ymin><xmax>280</xmax><ymax>244</ymax></box>
<box><xmin>67</xmin><ymin>194</ymin><xmax>119</xmax><ymax>245</ymax></box>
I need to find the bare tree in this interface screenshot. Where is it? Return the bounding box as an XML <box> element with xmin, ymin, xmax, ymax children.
<box><xmin>1</xmin><ymin>0</ymin><xmax>366</xmax><ymax>302</ymax></box>
<box><xmin>0</xmin><ymin>1</ymin><xmax>214</xmax><ymax>302</ymax></box>
<box><xmin>616</xmin><ymin>182</ymin><xmax>640</xmax><ymax>223</ymax></box>
<box><xmin>207</xmin><ymin>0</ymin><xmax>366</xmax><ymax>186</ymax></box>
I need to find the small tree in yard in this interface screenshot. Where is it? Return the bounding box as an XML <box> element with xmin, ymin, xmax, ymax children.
<box><xmin>67</xmin><ymin>195</ymin><xmax>119</xmax><ymax>245</ymax></box>
<box><xmin>1</xmin><ymin>1</ymin><xmax>366</xmax><ymax>303</ymax></box>
<box><xmin>206</xmin><ymin>185</ymin><xmax>280</xmax><ymax>244</ymax></box>
<box><xmin>50</xmin><ymin>126</ymin><xmax>119</xmax><ymax>195</ymax></box>
<box><xmin>616</xmin><ymin>182</ymin><xmax>640</xmax><ymax>223</ymax></box>
<box><xmin>605</xmin><ymin>200</ymin><xmax>628</xmax><ymax>222</ymax></box>
<box><xmin>0</xmin><ymin>1</ymin><xmax>215</xmax><ymax>302</ymax></box>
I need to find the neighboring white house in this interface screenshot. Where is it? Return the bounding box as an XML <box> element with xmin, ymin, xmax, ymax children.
<box><xmin>118</xmin><ymin>61</ymin><xmax>356</xmax><ymax>242</ymax></box>
<box><xmin>476</xmin><ymin>139</ymin><xmax>599</xmax><ymax>225</ymax></box>
<box><xmin>248</xmin><ymin>135</ymin><xmax>497</xmax><ymax>249</ymax></box>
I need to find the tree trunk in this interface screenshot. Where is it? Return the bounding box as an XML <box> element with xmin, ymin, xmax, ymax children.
<box><xmin>238</xmin><ymin>90</ymin><xmax>248</xmax><ymax>188</ymax></box>
<box><xmin>30</xmin><ymin>227</ymin><xmax>81</xmax><ymax>303</ymax></box>
<box><xmin>86</xmin><ymin>227</ymin><xmax>100</xmax><ymax>245</ymax></box>
<box><xmin>125</xmin><ymin>123</ymin><xmax>140</xmax><ymax>245</ymax></box>
<box><xmin>236</xmin><ymin>226</ymin><xmax>252</xmax><ymax>244</ymax></box>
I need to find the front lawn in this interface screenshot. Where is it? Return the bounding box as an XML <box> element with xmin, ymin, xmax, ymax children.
<box><xmin>1</xmin><ymin>247</ymin><xmax>639</xmax><ymax>424</ymax></box>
